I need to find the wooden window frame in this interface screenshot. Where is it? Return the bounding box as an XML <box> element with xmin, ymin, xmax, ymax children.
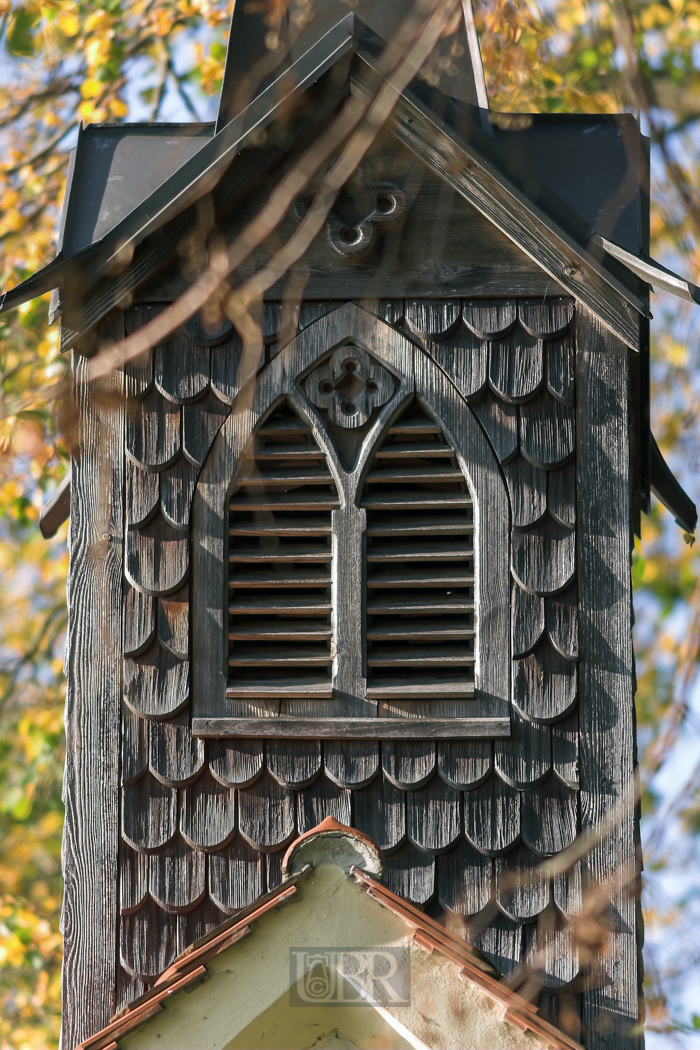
<box><xmin>191</xmin><ymin>302</ymin><xmax>511</xmax><ymax>739</ymax></box>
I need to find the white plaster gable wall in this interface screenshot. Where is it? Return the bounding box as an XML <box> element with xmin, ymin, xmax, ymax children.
<box><xmin>118</xmin><ymin>863</ymin><xmax>547</xmax><ymax>1050</ymax></box>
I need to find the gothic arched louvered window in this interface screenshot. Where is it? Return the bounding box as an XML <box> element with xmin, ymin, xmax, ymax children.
<box><xmin>361</xmin><ymin>403</ymin><xmax>475</xmax><ymax>708</ymax></box>
<box><xmin>227</xmin><ymin>404</ymin><xmax>338</xmax><ymax>703</ymax></box>
<box><xmin>191</xmin><ymin>302</ymin><xmax>510</xmax><ymax>740</ymax></box>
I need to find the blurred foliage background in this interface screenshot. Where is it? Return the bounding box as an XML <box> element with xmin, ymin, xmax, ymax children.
<box><xmin>0</xmin><ymin>0</ymin><xmax>699</xmax><ymax>1045</ymax></box>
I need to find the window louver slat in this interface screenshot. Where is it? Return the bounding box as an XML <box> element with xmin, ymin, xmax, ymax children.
<box><xmin>361</xmin><ymin>404</ymin><xmax>475</xmax><ymax>703</ymax></box>
<box><xmin>227</xmin><ymin>405</ymin><xmax>337</xmax><ymax>700</ymax></box>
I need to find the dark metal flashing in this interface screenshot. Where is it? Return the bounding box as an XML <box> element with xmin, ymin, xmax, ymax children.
<box><xmin>1</xmin><ymin>16</ymin><xmax>657</xmax><ymax>335</ymax></box>
<box><xmin>39</xmin><ymin>473</ymin><xmax>71</xmax><ymax>539</ymax></box>
<box><xmin>649</xmin><ymin>433</ymin><xmax>698</xmax><ymax>533</ymax></box>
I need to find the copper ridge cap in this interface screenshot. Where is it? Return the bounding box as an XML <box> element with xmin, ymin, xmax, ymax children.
<box><xmin>282</xmin><ymin>815</ymin><xmax>382</xmax><ymax>868</ymax></box>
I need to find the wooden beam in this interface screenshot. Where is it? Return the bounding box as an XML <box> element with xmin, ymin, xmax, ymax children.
<box><xmin>61</xmin><ymin>314</ymin><xmax>124</xmax><ymax>1049</ymax></box>
<box><xmin>192</xmin><ymin>717</ymin><xmax>510</xmax><ymax>738</ymax></box>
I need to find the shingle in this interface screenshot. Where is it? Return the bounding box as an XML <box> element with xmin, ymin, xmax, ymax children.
<box><xmin>383</xmin><ymin>842</ymin><xmax>435</xmax><ymax>905</ymax></box>
<box><xmin>208</xmin><ymin>738</ymin><xmax>264</xmax><ymax>787</ymax></box>
<box><xmin>208</xmin><ymin>837</ymin><xmax>265</xmax><ymax>915</ymax></box>
<box><xmin>511</xmin><ymin>517</ymin><xmax>576</xmax><ymax>597</ymax></box>
<box><xmin>504</xmin><ymin>456</ymin><xmax>547</xmax><ymax>528</ymax></box>
<box><xmin>121</xmin><ymin>703</ymin><xmax>148</xmax><ymax>785</ymax></box>
<box><xmin>382</xmin><ymin>740</ymin><xmax>436</xmax><ymax>789</ymax></box>
<box><xmin>126</xmin><ymin>387</ymin><xmax>181</xmax><ymax>470</ymax></box>
<box><xmin>512</xmin><ymin>582</ymin><xmax>545</xmax><ymax>658</ymax></box>
<box><xmin>123</xmin><ymin>585</ymin><xmax>156</xmax><ymax>657</ymax></box>
<box><xmin>437</xmin><ymin>839</ymin><xmax>493</xmax><ymax>916</ymax></box>
<box><xmin>353</xmin><ymin>773</ymin><xmax>406</xmax><ymax>853</ymax></box>
<box><xmin>437</xmin><ymin>740</ymin><xmax>492</xmax><ymax>789</ymax></box>
<box><xmin>160</xmin><ymin>456</ymin><xmax>199</xmax><ymax>529</ymax></box>
<box><xmin>404</xmin><ymin>299</ymin><xmax>461</xmax><ymax>340</ymax></box>
<box><xmin>463</xmin><ymin>299</ymin><xmax>517</xmax><ymax>339</ymax></box>
<box><xmin>324</xmin><ymin>740</ymin><xmax>379</xmax><ymax>788</ymax></box>
<box><xmin>494</xmin><ymin>710</ymin><xmax>551</xmax><ymax>788</ymax></box>
<box><xmin>126</xmin><ymin>459</ymin><xmax>159</xmax><ymax>530</ymax></box>
<box><xmin>119</xmin><ymin>841</ymin><xmax>148</xmax><ymax>915</ymax></box>
<box><xmin>469</xmin><ymin>911</ymin><xmax>524</xmax><ymax>976</ymax></box>
<box><xmin>296</xmin><ymin>774</ymin><xmax>352</xmax><ymax>833</ymax></box>
<box><xmin>149</xmin><ymin>713</ymin><xmax>204</xmax><ymax>787</ymax></box>
<box><xmin>546</xmin><ymin>584</ymin><xmax>579</xmax><ymax>661</ymax></box>
<box><xmin>546</xmin><ymin>333</ymin><xmax>575</xmax><ymax>406</ymax></box>
<box><xmin>548</xmin><ymin>461</ymin><xmax>576</xmax><ymax>527</ymax></box>
<box><xmin>489</xmin><ymin>328</ymin><xmax>543</xmax><ymax>403</ymax></box>
<box><xmin>182</xmin><ymin>387</ymin><xmax>230</xmax><ymax>464</ymax></box>
<box><xmin>155</xmin><ymin>335</ymin><xmax>210</xmax><ymax>404</ymax></box>
<box><xmin>496</xmin><ymin>843</ymin><xmax>550</xmax><ymax>922</ymax></box>
<box><xmin>519</xmin><ymin>389</ymin><xmax>575</xmax><ymax>469</ymax></box>
<box><xmin>464</xmin><ymin>774</ymin><xmax>521</xmax><ymax>856</ymax></box>
<box><xmin>513</xmin><ymin>641</ymin><xmax>578</xmax><ymax>724</ymax></box>
<box><xmin>429</xmin><ymin>325</ymin><xmax>487</xmax><ymax>401</ymax></box>
<box><xmin>525</xmin><ymin>921</ymin><xmax>579</xmax><ymax>988</ymax></box>
<box><xmin>179</xmin><ymin>767</ymin><xmax>236</xmax><ymax>852</ymax></box>
<box><xmin>471</xmin><ymin>389</ymin><xmax>518</xmax><ymax>463</ymax></box>
<box><xmin>157</xmin><ymin>589</ymin><xmax>189</xmax><ymax>660</ymax></box>
<box><xmin>266</xmin><ymin>739</ymin><xmax>322</xmax><ymax>789</ymax></box>
<box><xmin>125</xmin><ymin>513</ymin><xmax>189</xmax><ymax>596</ymax></box>
<box><xmin>120</xmin><ymin>898</ymin><xmax>178</xmax><ymax>980</ymax></box>
<box><xmin>552</xmin><ymin>713</ymin><xmax>580</xmax><ymax>789</ymax></box>
<box><xmin>407</xmin><ymin>775</ymin><xmax>461</xmax><ymax>853</ymax></box>
<box><xmin>122</xmin><ymin>772</ymin><xmax>178</xmax><ymax>854</ymax></box>
<box><xmin>521</xmin><ymin>776</ymin><xmax>578</xmax><ymax>856</ymax></box>
<box><xmin>123</xmin><ymin>639</ymin><xmax>189</xmax><ymax>720</ymax></box>
<box><xmin>518</xmin><ymin>299</ymin><xmax>574</xmax><ymax>340</ymax></box>
<box><xmin>148</xmin><ymin>833</ymin><xmax>206</xmax><ymax>914</ymax></box>
<box><xmin>238</xmin><ymin>770</ymin><xmax>296</xmax><ymax>853</ymax></box>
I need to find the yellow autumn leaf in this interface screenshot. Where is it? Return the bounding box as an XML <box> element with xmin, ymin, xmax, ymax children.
<box><xmin>57</xmin><ymin>12</ymin><xmax>79</xmax><ymax>35</ymax></box>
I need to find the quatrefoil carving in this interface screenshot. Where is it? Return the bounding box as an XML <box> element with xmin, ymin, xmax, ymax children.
<box><xmin>305</xmin><ymin>346</ymin><xmax>396</xmax><ymax>428</ymax></box>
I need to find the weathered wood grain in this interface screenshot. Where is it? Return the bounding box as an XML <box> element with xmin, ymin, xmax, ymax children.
<box><xmin>353</xmin><ymin>772</ymin><xmax>406</xmax><ymax>852</ymax></box>
<box><xmin>553</xmin><ymin>858</ymin><xmax>583</xmax><ymax>916</ymax></box>
<box><xmin>120</xmin><ymin>898</ymin><xmax>178</xmax><ymax>981</ymax></box>
<box><xmin>237</xmin><ymin>770</ymin><xmax>296</xmax><ymax>852</ymax></box>
<box><xmin>126</xmin><ymin>459</ymin><xmax>159</xmax><ymax>530</ymax></box>
<box><xmin>437</xmin><ymin>740</ymin><xmax>492</xmax><ymax>789</ymax></box>
<box><xmin>155</xmin><ymin>334</ymin><xmax>210</xmax><ymax>404</ymax></box>
<box><xmin>126</xmin><ymin>387</ymin><xmax>181</xmax><ymax>471</ymax></box>
<box><xmin>576</xmin><ymin>307</ymin><xmax>638</xmax><ymax>1047</ymax></box>
<box><xmin>61</xmin><ymin>325</ymin><xmax>124</xmax><ymax>1049</ymax></box>
<box><xmin>407</xmin><ymin>776</ymin><xmax>461</xmax><ymax>853</ymax></box>
<box><xmin>122</xmin><ymin>586</ymin><xmax>155</xmax><ymax>657</ymax></box>
<box><xmin>209</xmin><ymin>337</ymin><xmax>243</xmax><ymax>405</ymax></box>
<box><xmin>489</xmin><ymin>329</ymin><xmax>543</xmax><ymax>403</ymax></box>
<box><xmin>463</xmin><ymin>299</ymin><xmax>517</xmax><ymax>339</ymax></box>
<box><xmin>464</xmin><ymin>774</ymin><xmax>521</xmax><ymax>856</ymax></box>
<box><xmin>208</xmin><ymin>837</ymin><xmax>265</xmax><ymax>914</ymax></box>
<box><xmin>526</xmin><ymin>923</ymin><xmax>579</xmax><ymax>988</ymax></box>
<box><xmin>519</xmin><ymin>299</ymin><xmax>574</xmax><ymax>340</ymax></box>
<box><xmin>552</xmin><ymin>711</ymin><xmax>580</xmax><ymax>789</ymax></box>
<box><xmin>511</xmin><ymin>518</ymin><xmax>576</xmax><ymax>596</ymax></box>
<box><xmin>496</xmin><ymin>843</ymin><xmax>550</xmax><ymax>921</ymax></box>
<box><xmin>470</xmin><ymin>913</ymin><xmax>524</xmax><ymax>976</ymax></box>
<box><xmin>512</xmin><ymin>581</ymin><xmax>545</xmax><ymax>658</ymax></box>
<box><xmin>179</xmin><ymin>767</ymin><xmax>236</xmax><ymax>851</ymax></box>
<box><xmin>519</xmin><ymin>389</ymin><xmax>575</xmax><ymax>469</ymax></box>
<box><xmin>513</xmin><ymin>642</ymin><xmax>578</xmax><ymax>724</ymax></box>
<box><xmin>148</xmin><ymin>834</ymin><xmax>206</xmax><ymax>913</ymax></box>
<box><xmin>437</xmin><ymin>840</ymin><xmax>493</xmax><ymax>916</ymax></box>
<box><xmin>296</xmin><ymin>774</ymin><xmax>352</xmax><ymax>832</ymax></box>
<box><xmin>494</xmin><ymin>711</ymin><xmax>551</xmax><ymax>788</ymax></box>
<box><xmin>471</xmin><ymin>390</ymin><xmax>518</xmax><ymax>464</ymax></box>
<box><xmin>126</xmin><ymin>514</ymin><xmax>189</xmax><ymax>597</ymax></box>
<box><xmin>160</xmin><ymin>457</ymin><xmax>199</xmax><ymax>530</ymax></box>
<box><xmin>503</xmin><ymin>456</ymin><xmax>547</xmax><ymax>528</ymax></box>
<box><xmin>383</xmin><ymin>843</ymin><xmax>435</xmax><ymax>905</ymax></box>
<box><xmin>149</xmin><ymin>715</ymin><xmax>204</xmax><ymax>787</ymax></box>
